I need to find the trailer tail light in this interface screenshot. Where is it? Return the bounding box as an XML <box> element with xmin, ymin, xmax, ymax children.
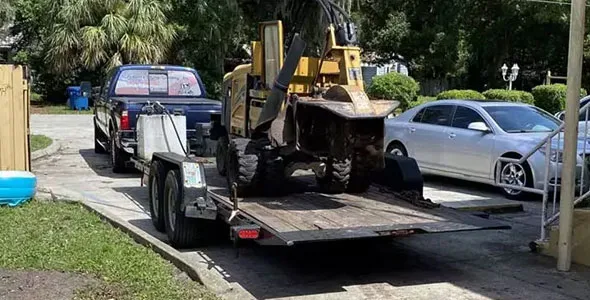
<box><xmin>120</xmin><ymin>111</ymin><xmax>130</xmax><ymax>130</ymax></box>
<box><xmin>238</xmin><ymin>228</ymin><xmax>260</xmax><ymax>240</ymax></box>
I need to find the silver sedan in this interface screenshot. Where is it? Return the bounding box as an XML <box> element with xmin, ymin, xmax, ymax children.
<box><xmin>385</xmin><ymin>100</ymin><xmax>589</xmax><ymax>199</ymax></box>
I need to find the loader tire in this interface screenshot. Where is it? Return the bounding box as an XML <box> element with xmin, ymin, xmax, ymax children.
<box><xmin>227</xmin><ymin>138</ymin><xmax>259</xmax><ymax>197</ymax></box>
<box><xmin>216</xmin><ymin>136</ymin><xmax>228</xmax><ymax>176</ymax></box>
<box><xmin>260</xmin><ymin>151</ymin><xmax>285</xmax><ymax>196</ymax></box>
<box><xmin>317</xmin><ymin>158</ymin><xmax>351</xmax><ymax>194</ymax></box>
<box><xmin>348</xmin><ymin>151</ymin><xmax>373</xmax><ymax>193</ymax></box>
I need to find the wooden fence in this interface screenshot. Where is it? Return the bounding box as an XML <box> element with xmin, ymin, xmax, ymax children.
<box><xmin>0</xmin><ymin>64</ymin><xmax>30</xmax><ymax>171</ymax></box>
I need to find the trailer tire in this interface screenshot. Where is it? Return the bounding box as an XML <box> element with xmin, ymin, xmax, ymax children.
<box><xmin>227</xmin><ymin>138</ymin><xmax>258</xmax><ymax>197</ymax></box>
<box><xmin>148</xmin><ymin>160</ymin><xmax>166</xmax><ymax>232</ymax></box>
<box><xmin>317</xmin><ymin>158</ymin><xmax>351</xmax><ymax>194</ymax></box>
<box><xmin>163</xmin><ymin>169</ymin><xmax>201</xmax><ymax>248</ymax></box>
<box><xmin>216</xmin><ymin>136</ymin><xmax>228</xmax><ymax>176</ymax></box>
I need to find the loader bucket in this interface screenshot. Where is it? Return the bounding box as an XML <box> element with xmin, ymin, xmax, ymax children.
<box><xmin>296</xmin><ymin>85</ymin><xmax>399</xmax><ymax>119</ymax></box>
<box><xmin>294</xmin><ymin>85</ymin><xmax>399</xmax><ymax>163</ymax></box>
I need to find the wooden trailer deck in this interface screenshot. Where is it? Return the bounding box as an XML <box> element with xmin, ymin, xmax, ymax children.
<box><xmin>205</xmin><ymin>167</ymin><xmax>510</xmax><ymax>245</ymax></box>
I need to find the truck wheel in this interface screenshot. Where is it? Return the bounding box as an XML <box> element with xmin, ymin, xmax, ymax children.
<box><xmin>317</xmin><ymin>158</ymin><xmax>351</xmax><ymax>194</ymax></box>
<box><xmin>216</xmin><ymin>136</ymin><xmax>228</xmax><ymax>176</ymax></box>
<box><xmin>110</xmin><ymin>130</ymin><xmax>127</xmax><ymax>173</ymax></box>
<box><xmin>227</xmin><ymin>138</ymin><xmax>258</xmax><ymax>197</ymax></box>
<box><xmin>148</xmin><ymin>161</ymin><xmax>166</xmax><ymax>232</ymax></box>
<box><xmin>94</xmin><ymin>120</ymin><xmax>107</xmax><ymax>154</ymax></box>
<box><xmin>163</xmin><ymin>169</ymin><xmax>202</xmax><ymax>248</ymax></box>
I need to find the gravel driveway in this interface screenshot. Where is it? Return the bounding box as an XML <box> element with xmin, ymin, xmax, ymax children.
<box><xmin>30</xmin><ymin>114</ymin><xmax>590</xmax><ymax>300</ymax></box>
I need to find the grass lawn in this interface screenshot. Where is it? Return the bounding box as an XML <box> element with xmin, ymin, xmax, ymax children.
<box><xmin>0</xmin><ymin>201</ymin><xmax>217</xmax><ymax>300</ymax></box>
<box><xmin>30</xmin><ymin>135</ymin><xmax>53</xmax><ymax>152</ymax></box>
<box><xmin>31</xmin><ymin>103</ymin><xmax>93</xmax><ymax>115</ymax></box>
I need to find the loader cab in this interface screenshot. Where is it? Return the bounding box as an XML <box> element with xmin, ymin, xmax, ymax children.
<box><xmin>223</xmin><ymin>20</ymin><xmax>367</xmax><ymax>139</ymax></box>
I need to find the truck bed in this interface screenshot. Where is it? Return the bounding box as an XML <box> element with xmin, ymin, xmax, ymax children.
<box><xmin>205</xmin><ymin>167</ymin><xmax>510</xmax><ymax>245</ymax></box>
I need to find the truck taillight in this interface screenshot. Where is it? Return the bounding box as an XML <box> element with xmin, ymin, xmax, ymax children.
<box><xmin>120</xmin><ymin>111</ymin><xmax>130</xmax><ymax>130</ymax></box>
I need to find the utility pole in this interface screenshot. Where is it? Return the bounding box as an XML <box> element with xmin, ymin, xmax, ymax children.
<box><xmin>558</xmin><ymin>0</ymin><xmax>586</xmax><ymax>272</ymax></box>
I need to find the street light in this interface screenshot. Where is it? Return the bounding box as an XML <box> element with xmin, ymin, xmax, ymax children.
<box><xmin>501</xmin><ymin>63</ymin><xmax>520</xmax><ymax>90</ymax></box>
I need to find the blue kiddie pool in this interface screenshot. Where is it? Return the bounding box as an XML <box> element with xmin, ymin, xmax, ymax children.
<box><xmin>0</xmin><ymin>171</ymin><xmax>37</xmax><ymax>207</ymax></box>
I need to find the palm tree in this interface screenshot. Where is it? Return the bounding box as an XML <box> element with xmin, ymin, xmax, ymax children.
<box><xmin>45</xmin><ymin>0</ymin><xmax>176</xmax><ymax>73</ymax></box>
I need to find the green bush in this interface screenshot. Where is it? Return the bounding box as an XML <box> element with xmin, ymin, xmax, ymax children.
<box><xmin>531</xmin><ymin>84</ymin><xmax>588</xmax><ymax>114</ymax></box>
<box><xmin>408</xmin><ymin>96</ymin><xmax>436</xmax><ymax>109</ymax></box>
<box><xmin>436</xmin><ymin>89</ymin><xmax>485</xmax><ymax>100</ymax></box>
<box><xmin>482</xmin><ymin>89</ymin><xmax>534</xmax><ymax>104</ymax></box>
<box><xmin>30</xmin><ymin>92</ymin><xmax>43</xmax><ymax>103</ymax></box>
<box><xmin>366</xmin><ymin>72</ymin><xmax>419</xmax><ymax>109</ymax></box>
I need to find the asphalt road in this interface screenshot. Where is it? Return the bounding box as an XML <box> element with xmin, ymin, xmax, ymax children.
<box><xmin>31</xmin><ymin>114</ymin><xmax>590</xmax><ymax>300</ymax></box>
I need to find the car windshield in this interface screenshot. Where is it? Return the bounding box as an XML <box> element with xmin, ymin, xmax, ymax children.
<box><xmin>114</xmin><ymin>69</ymin><xmax>202</xmax><ymax>97</ymax></box>
<box><xmin>484</xmin><ymin>106</ymin><xmax>560</xmax><ymax>133</ymax></box>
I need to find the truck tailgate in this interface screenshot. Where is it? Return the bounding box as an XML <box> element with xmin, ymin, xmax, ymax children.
<box><xmin>205</xmin><ymin>168</ymin><xmax>510</xmax><ymax>245</ymax></box>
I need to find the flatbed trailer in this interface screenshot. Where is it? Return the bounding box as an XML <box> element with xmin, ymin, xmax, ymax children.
<box><xmin>132</xmin><ymin>152</ymin><xmax>510</xmax><ymax>248</ymax></box>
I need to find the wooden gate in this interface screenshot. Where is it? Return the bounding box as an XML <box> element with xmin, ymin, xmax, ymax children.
<box><xmin>0</xmin><ymin>65</ymin><xmax>30</xmax><ymax>171</ymax></box>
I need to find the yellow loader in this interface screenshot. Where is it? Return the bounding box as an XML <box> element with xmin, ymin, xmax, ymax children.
<box><xmin>213</xmin><ymin>0</ymin><xmax>399</xmax><ymax>196</ymax></box>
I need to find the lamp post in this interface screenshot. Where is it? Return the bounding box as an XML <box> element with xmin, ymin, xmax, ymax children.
<box><xmin>501</xmin><ymin>63</ymin><xmax>520</xmax><ymax>90</ymax></box>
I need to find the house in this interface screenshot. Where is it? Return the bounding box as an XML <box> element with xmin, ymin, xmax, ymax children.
<box><xmin>360</xmin><ymin>52</ymin><xmax>409</xmax><ymax>87</ymax></box>
<box><xmin>0</xmin><ymin>24</ymin><xmax>15</xmax><ymax>63</ymax></box>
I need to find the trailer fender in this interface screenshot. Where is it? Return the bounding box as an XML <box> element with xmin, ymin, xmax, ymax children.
<box><xmin>152</xmin><ymin>152</ymin><xmax>218</xmax><ymax>220</ymax></box>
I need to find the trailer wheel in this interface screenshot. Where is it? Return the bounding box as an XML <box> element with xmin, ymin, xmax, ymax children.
<box><xmin>148</xmin><ymin>160</ymin><xmax>166</xmax><ymax>232</ymax></box>
<box><xmin>216</xmin><ymin>136</ymin><xmax>228</xmax><ymax>176</ymax></box>
<box><xmin>227</xmin><ymin>138</ymin><xmax>258</xmax><ymax>197</ymax></box>
<box><xmin>317</xmin><ymin>158</ymin><xmax>351</xmax><ymax>194</ymax></box>
<box><xmin>163</xmin><ymin>169</ymin><xmax>201</xmax><ymax>248</ymax></box>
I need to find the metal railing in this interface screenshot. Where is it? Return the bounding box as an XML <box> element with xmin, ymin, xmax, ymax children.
<box><xmin>494</xmin><ymin>101</ymin><xmax>590</xmax><ymax>241</ymax></box>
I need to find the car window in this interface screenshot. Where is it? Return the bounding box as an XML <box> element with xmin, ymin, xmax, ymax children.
<box><xmin>452</xmin><ymin>106</ymin><xmax>486</xmax><ymax>129</ymax></box>
<box><xmin>114</xmin><ymin>69</ymin><xmax>202</xmax><ymax>97</ymax></box>
<box><xmin>420</xmin><ymin>105</ymin><xmax>454</xmax><ymax>126</ymax></box>
<box><xmin>484</xmin><ymin>106</ymin><xmax>560</xmax><ymax>133</ymax></box>
<box><xmin>412</xmin><ymin>108</ymin><xmax>426</xmax><ymax>122</ymax></box>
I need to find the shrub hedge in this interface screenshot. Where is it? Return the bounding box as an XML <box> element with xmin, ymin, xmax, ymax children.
<box><xmin>366</xmin><ymin>72</ymin><xmax>419</xmax><ymax>109</ymax></box>
<box><xmin>436</xmin><ymin>89</ymin><xmax>485</xmax><ymax>100</ymax></box>
<box><xmin>482</xmin><ymin>89</ymin><xmax>534</xmax><ymax>104</ymax></box>
<box><xmin>531</xmin><ymin>84</ymin><xmax>587</xmax><ymax>114</ymax></box>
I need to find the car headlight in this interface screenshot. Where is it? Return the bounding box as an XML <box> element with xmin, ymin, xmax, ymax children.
<box><xmin>540</xmin><ymin>148</ymin><xmax>563</xmax><ymax>163</ymax></box>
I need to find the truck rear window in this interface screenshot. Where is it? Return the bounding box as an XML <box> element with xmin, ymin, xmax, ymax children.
<box><xmin>114</xmin><ymin>69</ymin><xmax>202</xmax><ymax>96</ymax></box>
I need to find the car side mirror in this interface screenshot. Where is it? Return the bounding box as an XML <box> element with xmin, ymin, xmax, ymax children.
<box><xmin>555</xmin><ymin>111</ymin><xmax>565</xmax><ymax>121</ymax></box>
<box><xmin>468</xmin><ymin>122</ymin><xmax>491</xmax><ymax>133</ymax></box>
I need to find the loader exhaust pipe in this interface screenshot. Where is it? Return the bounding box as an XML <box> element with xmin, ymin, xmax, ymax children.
<box><xmin>255</xmin><ymin>34</ymin><xmax>307</xmax><ymax>133</ymax></box>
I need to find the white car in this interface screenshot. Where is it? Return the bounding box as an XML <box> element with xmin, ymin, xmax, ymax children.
<box><xmin>385</xmin><ymin>100</ymin><xmax>589</xmax><ymax>199</ymax></box>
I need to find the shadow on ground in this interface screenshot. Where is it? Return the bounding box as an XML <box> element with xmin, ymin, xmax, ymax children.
<box><xmin>79</xmin><ymin>149</ymin><xmax>141</xmax><ymax>179</ymax></box>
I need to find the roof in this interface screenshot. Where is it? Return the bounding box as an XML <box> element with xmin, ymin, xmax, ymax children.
<box><xmin>433</xmin><ymin>99</ymin><xmax>531</xmax><ymax>108</ymax></box>
<box><xmin>116</xmin><ymin>64</ymin><xmax>197</xmax><ymax>72</ymax></box>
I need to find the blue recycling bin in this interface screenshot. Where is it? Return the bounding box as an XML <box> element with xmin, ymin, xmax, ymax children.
<box><xmin>66</xmin><ymin>86</ymin><xmax>89</xmax><ymax>110</ymax></box>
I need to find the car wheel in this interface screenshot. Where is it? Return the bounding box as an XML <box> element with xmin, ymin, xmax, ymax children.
<box><xmin>499</xmin><ymin>160</ymin><xmax>533</xmax><ymax>200</ymax></box>
<box><xmin>387</xmin><ymin>142</ymin><xmax>408</xmax><ymax>157</ymax></box>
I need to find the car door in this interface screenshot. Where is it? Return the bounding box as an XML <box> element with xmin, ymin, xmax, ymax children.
<box><xmin>407</xmin><ymin>105</ymin><xmax>454</xmax><ymax>170</ymax></box>
<box><xmin>445</xmin><ymin>105</ymin><xmax>495</xmax><ymax>179</ymax></box>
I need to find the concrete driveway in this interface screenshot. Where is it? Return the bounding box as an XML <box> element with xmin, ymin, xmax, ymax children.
<box><xmin>31</xmin><ymin>114</ymin><xmax>590</xmax><ymax>300</ymax></box>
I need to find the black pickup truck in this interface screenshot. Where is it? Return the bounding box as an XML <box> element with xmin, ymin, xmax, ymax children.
<box><xmin>93</xmin><ymin>64</ymin><xmax>222</xmax><ymax>172</ymax></box>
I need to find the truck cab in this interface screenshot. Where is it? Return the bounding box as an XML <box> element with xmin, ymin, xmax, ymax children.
<box><xmin>93</xmin><ymin>64</ymin><xmax>222</xmax><ymax>172</ymax></box>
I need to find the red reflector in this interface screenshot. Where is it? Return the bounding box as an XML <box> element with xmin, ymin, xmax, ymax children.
<box><xmin>120</xmin><ymin>111</ymin><xmax>130</xmax><ymax>130</ymax></box>
<box><xmin>238</xmin><ymin>229</ymin><xmax>260</xmax><ymax>239</ymax></box>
